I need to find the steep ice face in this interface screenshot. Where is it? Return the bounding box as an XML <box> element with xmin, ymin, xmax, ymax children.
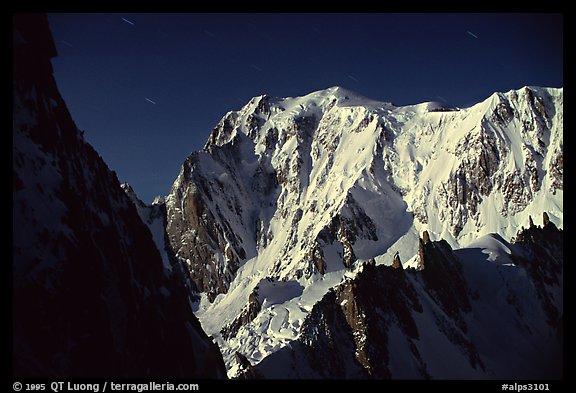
<box><xmin>165</xmin><ymin>85</ymin><xmax>562</xmax><ymax>375</ymax></box>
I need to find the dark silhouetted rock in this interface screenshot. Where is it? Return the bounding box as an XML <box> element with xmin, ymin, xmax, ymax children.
<box><xmin>13</xmin><ymin>14</ymin><xmax>226</xmax><ymax>378</ymax></box>
<box><xmin>392</xmin><ymin>251</ymin><xmax>402</xmax><ymax>269</ymax></box>
<box><xmin>543</xmin><ymin>212</ymin><xmax>550</xmax><ymax>226</ymax></box>
<box><xmin>511</xmin><ymin>215</ymin><xmax>563</xmax><ymax>336</ymax></box>
<box><xmin>309</xmin><ymin>243</ymin><xmax>327</xmax><ymax>275</ymax></box>
<box><xmin>221</xmin><ymin>289</ymin><xmax>262</xmax><ymax>340</ymax></box>
<box><xmin>234</xmin><ymin>351</ymin><xmax>261</xmax><ymax>379</ymax></box>
<box><xmin>418</xmin><ymin>239</ymin><xmax>426</xmax><ymax>270</ymax></box>
<box><xmin>417</xmin><ymin>231</ymin><xmax>432</xmax><ymax>270</ymax></box>
<box><xmin>422</xmin><ymin>230</ymin><xmax>431</xmax><ymax>245</ymax></box>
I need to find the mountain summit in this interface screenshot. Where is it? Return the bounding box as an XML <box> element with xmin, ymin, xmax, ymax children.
<box><xmin>162</xmin><ymin>85</ymin><xmax>562</xmax><ymax>377</ymax></box>
<box><xmin>13</xmin><ymin>13</ymin><xmax>562</xmax><ymax>380</ymax></box>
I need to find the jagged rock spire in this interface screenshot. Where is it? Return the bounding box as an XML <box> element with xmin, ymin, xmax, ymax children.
<box><xmin>234</xmin><ymin>351</ymin><xmax>260</xmax><ymax>379</ymax></box>
<box><xmin>422</xmin><ymin>230</ymin><xmax>431</xmax><ymax>245</ymax></box>
<box><xmin>392</xmin><ymin>251</ymin><xmax>402</xmax><ymax>269</ymax></box>
<box><xmin>417</xmin><ymin>231</ymin><xmax>431</xmax><ymax>270</ymax></box>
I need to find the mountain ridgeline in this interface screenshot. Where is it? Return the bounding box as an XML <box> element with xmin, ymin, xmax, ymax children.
<box><xmin>13</xmin><ymin>13</ymin><xmax>562</xmax><ymax>380</ymax></box>
<box><xmin>13</xmin><ymin>14</ymin><xmax>226</xmax><ymax>377</ymax></box>
<box><xmin>160</xmin><ymin>83</ymin><xmax>562</xmax><ymax>378</ymax></box>
<box><xmin>254</xmin><ymin>218</ymin><xmax>562</xmax><ymax>379</ymax></box>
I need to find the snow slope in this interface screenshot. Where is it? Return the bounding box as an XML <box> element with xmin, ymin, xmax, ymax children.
<box><xmin>164</xmin><ymin>85</ymin><xmax>562</xmax><ymax>376</ymax></box>
<box><xmin>254</xmin><ymin>221</ymin><xmax>563</xmax><ymax>379</ymax></box>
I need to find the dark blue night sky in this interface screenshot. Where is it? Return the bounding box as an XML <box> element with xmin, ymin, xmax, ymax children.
<box><xmin>47</xmin><ymin>13</ymin><xmax>563</xmax><ymax>203</ymax></box>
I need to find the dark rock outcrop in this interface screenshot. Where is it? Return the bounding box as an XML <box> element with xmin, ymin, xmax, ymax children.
<box><xmin>306</xmin><ymin>243</ymin><xmax>327</xmax><ymax>276</ymax></box>
<box><xmin>422</xmin><ymin>230</ymin><xmax>431</xmax><ymax>244</ymax></box>
<box><xmin>254</xmin><ymin>224</ymin><xmax>562</xmax><ymax>379</ymax></box>
<box><xmin>13</xmin><ymin>14</ymin><xmax>226</xmax><ymax>378</ymax></box>
<box><xmin>417</xmin><ymin>231</ymin><xmax>431</xmax><ymax>270</ymax></box>
<box><xmin>221</xmin><ymin>290</ymin><xmax>261</xmax><ymax>340</ymax></box>
<box><xmin>549</xmin><ymin>148</ymin><xmax>563</xmax><ymax>194</ymax></box>
<box><xmin>233</xmin><ymin>352</ymin><xmax>261</xmax><ymax>380</ymax></box>
<box><xmin>257</xmin><ymin>263</ymin><xmax>428</xmax><ymax>378</ymax></box>
<box><xmin>417</xmin><ymin>236</ymin><xmax>476</xmax><ymax>348</ymax></box>
<box><xmin>543</xmin><ymin>211</ymin><xmax>550</xmax><ymax>227</ymax></box>
<box><xmin>392</xmin><ymin>251</ymin><xmax>402</xmax><ymax>269</ymax></box>
<box><xmin>511</xmin><ymin>213</ymin><xmax>563</xmax><ymax>333</ymax></box>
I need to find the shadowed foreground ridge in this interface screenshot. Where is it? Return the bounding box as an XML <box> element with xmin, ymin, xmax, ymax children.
<box><xmin>12</xmin><ymin>14</ymin><xmax>226</xmax><ymax>378</ymax></box>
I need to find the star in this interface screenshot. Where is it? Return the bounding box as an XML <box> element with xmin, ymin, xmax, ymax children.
<box><xmin>467</xmin><ymin>31</ymin><xmax>479</xmax><ymax>39</ymax></box>
<box><xmin>121</xmin><ymin>17</ymin><xmax>135</xmax><ymax>26</ymax></box>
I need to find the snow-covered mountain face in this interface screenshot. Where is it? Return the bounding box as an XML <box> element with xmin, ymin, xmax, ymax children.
<box><xmin>254</xmin><ymin>218</ymin><xmax>563</xmax><ymax>379</ymax></box>
<box><xmin>13</xmin><ymin>14</ymin><xmax>226</xmax><ymax>378</ymax></box>
<box><xmin>165</xmin><ymin>83</ymin><xmax>562</xmax><ymax>377</ymax></box>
